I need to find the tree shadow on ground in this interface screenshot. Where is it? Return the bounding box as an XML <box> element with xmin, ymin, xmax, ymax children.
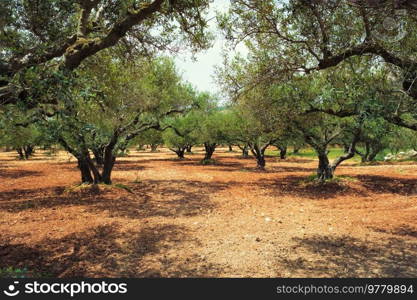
<box><xmin>254</xmin><ymin>176</ymin><xmax>368</xmax><ymax>199</ymax></box>
<box><xmin>128</xmin><ymin>157</ymin><xmax>193</xmax><ymax>165</ymax></box>
<box><xmin>264</xmin><ymin>154</ymin><xmax>316</xmax><ymax>161</ymax></box>
<box><xmin>111</xmin><ymin>161</ymin><xmax>147</xmax><ymax>172</ymax></box>
<box><xmin>0</xmin><ymin>179</ymin><xmax>232</xmax><ymax>219</ymax></box>
<box><xmin>354</xmin><ymin>175</ymin><xmax>417</xmax><ymax>195</ymax></box>
<box><xmin>91</xmin><ymin>179</ymin><xmax>231</xmax><ymax>219</ymax></box>
<box><xmin>0</xmin><ymin>169</ymin><xmax>43</xmax><ymax>179</ymax></box>
<box><xmin>0</xmin><ymin>186</ymin><xmax>104</xmax><ymax>212</ymax></box>
<box><xmin>255</xmin><ymin>173</ymin><xmax>417</xmax><ymax>199</ymax></box>
<box><xmin>49</xmin><ymin>161</ymin><xmax>79</xmax><ymax>169</ymax></box>
<box><xmin>176</xmin><ymin>159</ymin><xmax>245</xmax><ymax>169</ymax></box>
<box><xmin>268</xmin><ymin>165</ymin><xmax>316</xmax><ymax>173</ymax></box>
<box><xmin>120</xmin><ymin>154</ymin><xmax>164</xmax><ymax>159</ymax></box>
<box><xmin>0</xmin><ymin>155</ymin><xmax>58</xmax><ymax>162</ymax></box>
<box><xmin>0</xmin><ymin>223</ymin><xmax>226</xmax><ymax>277</ymax></box>
<box><xmin>51</xmin><ymin>160</ymin><xmax>148</xmax><ymax>172</ymax></box>
<box><xmin>282</xmin><ymin>157</ymin><xmax>316</xmax><ymax>163</ymax></box>
<box><xmin>371</xmin><ymin>225</ymin><xmax>417</xmax><ymax>239</ymax></box>
<box><xmin>200</xmin><ymin>161</ymin><xmax>315</xmax><ymax>174</ymax></box>
<box><xmin>276</xmin><ymin>235</ymin><xmax>417</xmax><ymax>277</ymax></box>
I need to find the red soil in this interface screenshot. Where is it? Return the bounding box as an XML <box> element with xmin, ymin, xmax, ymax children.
<box><xmin>0</xmin><ymin>148</ymin><xmax>416</xmax><ymax>277</ymax></box>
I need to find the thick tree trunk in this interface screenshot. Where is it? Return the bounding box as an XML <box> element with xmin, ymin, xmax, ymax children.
<box><xmin>256</xmin><ymin>155</ymin><xmax>266</xmax><ymax>169</ymax></box>
<box><xmin>177</xmin><ymin>149</ymin><xmax>185</xmax><ymax>159</ymax></box>
<box><xmin>242</xmin><ymin>146</ymin><xmax>249</xmax><ymax>158</ymax></box>
<box><xmin>203</xmin><ymin>143</ymin><xmax>216</xmax><ymax>161</ymax></box>
<box><xmin>101</xmin><ymin>148</ymin><xmax>116</xmax><ymax>185</ymax></box>
<box><xmin>150</xmin><ymin>144</ymin><xmax>158</xmax><ymax>152</ymax></box>
<box><xmin>77</xmin><ymin>157</ymin><xmax>94</xmax><ymax>184</ymax></box>
<box><xmin>170</xmin><ymin>147</ymin><xmax>186</xmax><ymax>159</ymax></box>
<box><xmin>85</xmin><ymin>155</ymin><xmax>102</xmax><ymax>184</ymax></box>
<box><xmin>58</xmin><ymin>136</ymin><xmax>100</xmax><ymax>184</ymax></box>
<box><xmin>250</xmin><ymin>144</ymin><xmax>267</xmax><ymax>170</ymax></box>
<box><xmin>92</xmin><ymin>146</ymin><xmax>105</xmax><ymax>166</ymax></box>
<box><xmin>237</xmin><ymin>144</ymin><xmax>249</xmax><ymax>158</ymax></box>
<box><xmin>171</xmin><ymin>147</ymin><xmax>186</xmax><ymax>159</ymax></box>
<box><xmin>76</xmin><ymin>147</ymin><xmax>115</xmax><ymax>185</ymax></box>
<box><xmin>361</xmin><ymin>143</ymin><xmax>382</xmax><ymax>162</ymax></box>
<box><xmin>317</xmin><ymin>151</ymin><xmax>334</xmax><ymax>181</ymax></box>
<box><xmin>186</xmin><ymin>145</ymin><xmax>192</xmax><ymax>153</ymax></box>
<box><xmin>368</xmin><ymin>148</ymin><xmax>380</xmax><ymax>162</ymax></box>
<box><xmin>278</xmin><ymin>146</ymin><xmax>287</xmax><ymax>159</ymax></box>
<box><xmin>317</xmin><ymin>133</ymin><xmax>358</xmax><ymax>181</ymax></box>
<box><xmin>228</xmin><ymin>144</ymin><xmax>233</xmax><ymax>152</ymax></box>
<box><xmin>25</xmin><ymin>145</ymin><xmax>35</xmax><ymax>159</ymax></box>
<box><xmin>16</xmin><ymin>148</ymin><xmax>25</xmax><ymax>160</ymax></box>
<box><xmin>17</xmin><ymin>145</ymin><xmax>34</xmax><ymax>159</ymax></box>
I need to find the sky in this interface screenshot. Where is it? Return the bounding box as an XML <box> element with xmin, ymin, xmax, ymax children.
<box><xmin>174</xmin><ymin>0</ymin><xmax>234</xmax><ymax>97</ymax></box>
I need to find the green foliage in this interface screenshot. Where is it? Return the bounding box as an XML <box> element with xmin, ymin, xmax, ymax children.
<box><xmin>218</xmin><ymin>0</ymin><xmax>417</xmax><ymax>142</ymax></box>
<box><xmin>196</xmin><ymin>110</ymin><xmax>231</xmax><ymax>145</ymax></box>
<box><xmin>163</xmin><ymin>111</ymin><xmax>201</xmax><ymax>150</ymax></box>
<box><xmin>0</xmin><ymin>107</ymin><xmax>50</xmax><ymax>155</ymax></box>
<box><xmin>132</xmin><ymin>129</ymin><xmax>163</xmax><ymax>150</ymax></box>
<box><xmin>45</xmin><ymin>52</ymin><xmax>195</xmax><ymax>156</ymax></box>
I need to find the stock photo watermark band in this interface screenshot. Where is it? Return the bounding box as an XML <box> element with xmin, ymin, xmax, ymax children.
<box><xmin>0</xmin><ymin>279</ymin><xmax>415</xmax><ymax>299</ymax></box>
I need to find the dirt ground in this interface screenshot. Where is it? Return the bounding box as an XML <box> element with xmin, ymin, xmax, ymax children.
<box><xmin>0</xmin><ymin>147</ymin><xmax>417</xmax><ymax>278</ymax></box>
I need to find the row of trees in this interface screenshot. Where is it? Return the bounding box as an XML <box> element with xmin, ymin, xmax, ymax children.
<box><xmin>1</xmin><ymin>53</ymin><xmax>213</xmax><ymax>184</ymax></box>
<box><xmin>3</xmin><ymin>55</ymin><xmax>417</xmax><ymax>181</ymax></box>
<box><xmin>0</xmin><ymin>0</ymin><xmax>213</xmax><ymax>184</ymax></box>
<box><xmin>213</xmin><ymin>0</ymin><xmax>417</xmax><ymax>180</ymax></box>
<box><xmin>1</xmin><ymin>0</ymin><xmax>417</xmax><ymax>184</ymax></box>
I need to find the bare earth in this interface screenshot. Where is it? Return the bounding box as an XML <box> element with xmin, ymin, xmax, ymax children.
<box><xmin>0</xmin><ymin>148</ymin><xmax>416</xmax><ymax>278</ymax></box>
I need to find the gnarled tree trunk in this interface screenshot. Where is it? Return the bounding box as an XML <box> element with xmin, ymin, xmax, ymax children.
<box><xmin>237</xmin><ymin>144</ymin><xmax>249</xmax><ymax>158</ymax></box>
<box><xmin>203</xmin><ymin>142</ymin><xmax>216</xmax><ymax>161</ymax></box>
<box><xmin>256</xmin><ymin>155</ymin><xmax>266</xmax><ymax>169</ymax></box>
<box><xmin>150</xmin><ymin>144</ymin><xmax>159</xmax><ymax>152</ymax></box>
<box><xmin>77</xmin><ymin>156</ymin><xmax>94</xmax><ymax>184</ymax></box>
<box><xmin>186</xmin><ymin>144</ymin><xmax>193</xmax><ymax>153</ymax></box>
<box><xmin>315</xmin><ymin>133</ymin><xmax>359</xmax><ymax>182</ymax></box>
<box><xmin>24</xmin><ymin>145</ymin><xmax>34</xmax><ymax>159</ymax></box>
<box><xmin>170</xmin><ymin>147</ymin><xmax>186</xmax><ymax>159</ymax></box>
<box><xmin>278</xmin><ymin>145</ymin><xmax>287</xmax><ymax>159</ymax></box>
<box><xmin>356</xmin><ymin>142</ymin><xmax>382</xmax><ymax>162</ymax></box>
<box><xmin>249</xmin><ymin>142</ymin><xmax>269</xmax><ymax>170</ymax></box>
<box><xmin>242</xmin><ymin>146</ymin><xmax>249</xmax><ymax>158</ymax></box>
<box><xmin>317</xmin><ymin>150</ymin><xmax>334</xmax><ymax>181</ymax></box>
<box><xmin>92</xmin><ymin>145</ymin><xmax>105</xmax><ymax>166</ymax></box>
<box><xmin>16</xmin><ymin>148</ymin><xmax>25</xmax><ymax>160</ymax></box>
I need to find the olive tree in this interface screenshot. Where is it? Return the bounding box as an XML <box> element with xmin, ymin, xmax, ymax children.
<box><xmin>163</xmin><ymin>112</ymin><xmax>200</xmax><ymax>159</ymax></box>
<box><xmin>45</xmin><ymin>54</ymin><xmax>195</xmax><ymax>184</ymax></box>
<box><xmin>195</xmin><ymin>106</ymin><xmax>244</xmax><ymax>164</ymax></box>
<box><xmin>1</xmin><ymin>0</ymin><xmax>212</xmax><ymax>107</ymax></box>
<box><xmin>219</xmin><ymin>0</ymin><xmax>417</xmax><ymax>131</ymax></box>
